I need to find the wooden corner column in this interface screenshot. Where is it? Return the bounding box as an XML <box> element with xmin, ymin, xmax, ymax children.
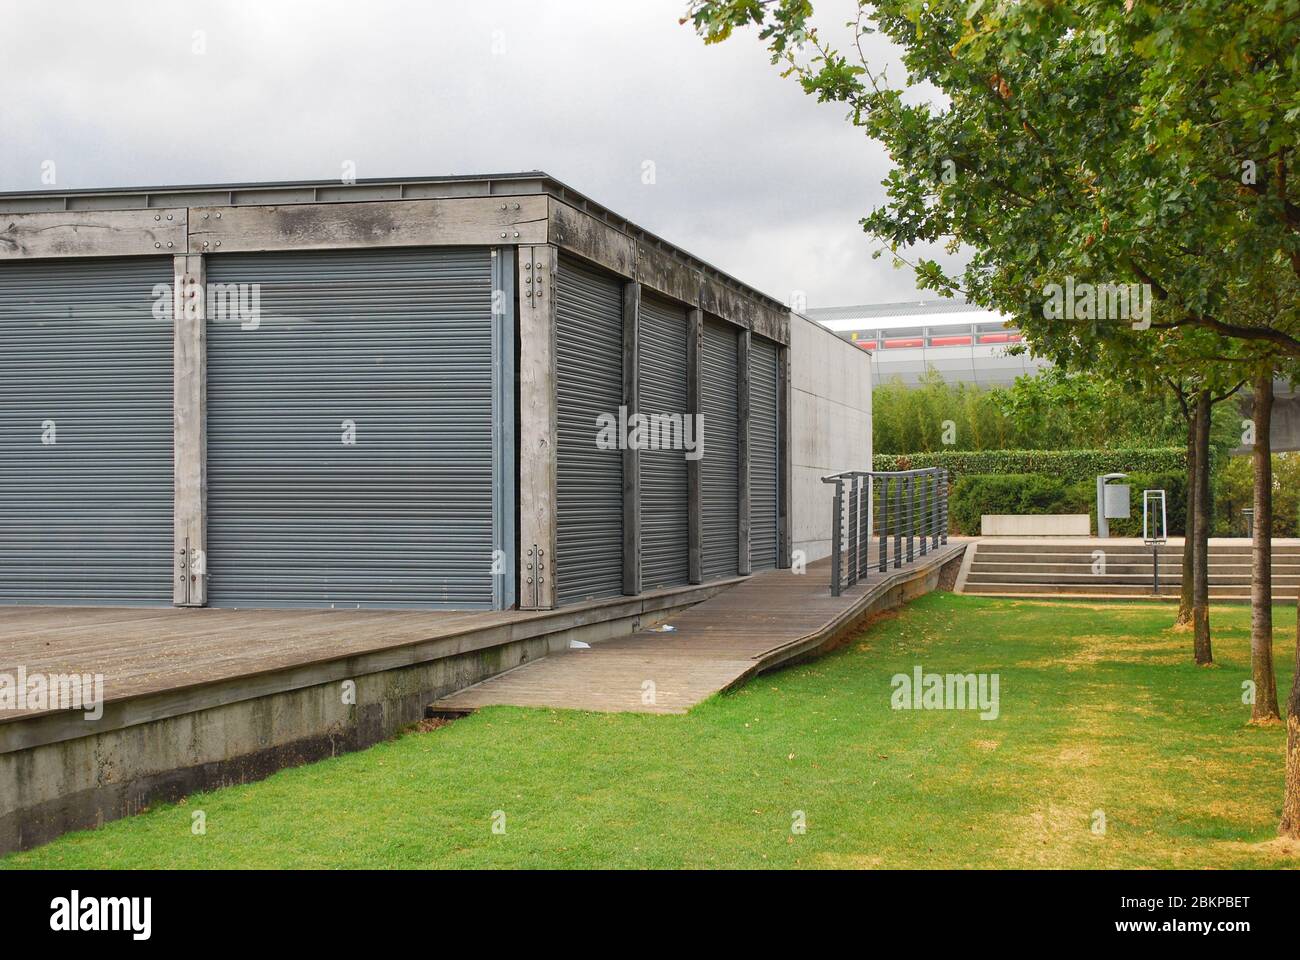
<box><xmin>687</xmin><ymin>307</ymin><xmax>704</xmax><ymax>584</ymax></box>
<box><xmin>173</xmin><ymin>254</ymin><xmax>207</xmax><ymax>606</ymax></box>
<box><xmin>622</xmin><ymin>280</ymin><xmax>642</xmax><ymax>596</ymax></box>
<box><xmin>778</xmin><ymin>342</ymin><xmax>793</xmax><ymax>568</ymax></box>
<box><xmin>737</xmin><ymin>329</ymin><xmax>752</xmax><ymax>577</ymax></box>
<box><xmin>518</xmin><ymin>245</ymin><xmax>559</xmax><ymax>609</ymax></box>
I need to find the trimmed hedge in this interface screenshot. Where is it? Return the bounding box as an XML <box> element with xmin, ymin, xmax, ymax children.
<box><xmin>948</xmin><ymin>471</ymin><xmax>1189</xmax><ymax>536</ymax></box>
<box><xmin>873</xmin><ymin>448</ymin><xmax>1186</xmax><ymax>486</ymax></box>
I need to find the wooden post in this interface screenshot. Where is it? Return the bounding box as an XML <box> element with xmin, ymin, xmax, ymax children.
<box><xmin>778</xmin><ymin>342</ymin><xmax>792</xmax><ymax>569</ymax></box>
<box><xmin>622</xmin><ymin>280</ymin><xmax>642</xmax><ymax>595</ymax></box>
<box><xmin>173</xmin><ymin>254</ymin><xmax>207</xmax><ymax>606</ymax></box>
<box><xmin>686</xmin><ymin>307</ymin><xmax>704</xmax><ymax>584</ymax></box>
<box><xmin>737</xmin><ymin>328</ymin><xmax>752</xmax><ymax>576</ymax></box>
<box><xmin>518</xmin><ymin>245</ymin><xmax>558</xmax><ymax>610</ymax></box>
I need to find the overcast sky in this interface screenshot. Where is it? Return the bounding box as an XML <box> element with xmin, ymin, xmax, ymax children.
<box><xmin>0</xmin><ymin>0</ymin><xmax>954</xmax><ymax>307</ymax></box>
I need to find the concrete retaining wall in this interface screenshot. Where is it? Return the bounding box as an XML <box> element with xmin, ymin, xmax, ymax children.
<box><xmin>980</xmin><ymin>514</ymin><xmax>1091</xmax><ymax>536</ymax></box>
<box><xmin>0</xmin><ymin>588</ymin><xmax>723</xmax><ymax>855</ymax></box>
<box><xmin>789</xmin><ymin>312</ymin><xmax>872</xmax><ymax>563</ymax></box>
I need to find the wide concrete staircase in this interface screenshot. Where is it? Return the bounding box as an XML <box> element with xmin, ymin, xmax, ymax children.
<box><xmin>957</xmin><ymin>538</ymin><xmax>1300</xmax><ymax>601</ymax></box>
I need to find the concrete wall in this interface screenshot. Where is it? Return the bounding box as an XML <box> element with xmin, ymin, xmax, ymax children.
<box><xmin>1232</xmin><ymin>384</ymin><xmax>1300</xmax><ymax>455</ymax></box>
<box><xmin>981</xmin><ymin>514</ymin><xmax>1090</xmax><ymax>536</ymax></box>
<box><xmin>788</xmin><ymin>312</ymin><xmax>872</xmax><ymax>562</ymax></box>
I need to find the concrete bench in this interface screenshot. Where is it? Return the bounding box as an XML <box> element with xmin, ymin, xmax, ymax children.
<box><xmin>980</xmin><ymin>514</ymin><xmax>1091</xmax><ymax>536</ymax></box>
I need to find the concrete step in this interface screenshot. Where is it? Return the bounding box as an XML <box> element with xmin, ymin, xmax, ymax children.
<box><xmin>965</xmin><ymin>570</ymin><xmax>1300</xmax><ymax>584</ymax></box>
<box><xmin>962</xmin><ymin>581</ymin><xmax>1300</xmax><ymax>599</ymax></box>
<box><xmin>969</xmin><ymin>560</ymin><xmax>1300</xmax><ymax>576</ymax></box>
<box><xmin>956</xmin><ymin>540</ymin><xmax>1300</xmax><ymax>601</ymax></box>
<box><xmin>975</xmin><ymin>547</ymin><xmax>1300</xmax><ymax>559</ymax></box>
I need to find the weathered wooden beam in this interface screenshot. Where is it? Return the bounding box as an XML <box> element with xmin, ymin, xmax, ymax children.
<box><xmin>547</xmin><ymin>198</ymin><xmax>637</xmax><ymax>278</ymax></box>
<box><xmin>622</xmin><ymin>280</ymin><xmax>642</xmax><ymax>596</ymax></box>
<box><xmin>173</xmin><ymin>254</ymin><xmax>207</xmax><ymax>606</ymax></box>
<box><xmin>518</xmin><ymin>245</ymin><xmax>559</xmax><ymax>610</ymax></box>
<box><xmin>750</xmin><ymin>301</ymin><xmax>789</xmax><ymax>345</ymax></box>
<box><xmin>698</xmin><ymin>278</ymin><xmax>790</xmax><ymax>345</ymax></box>
<box><xmin>778</xmin><ymin>340</ymin><xmax>793</xmax><ymax>569</ymax></box>
<box><xmin>738</xmin><ymin>329</ymin><xmax>752</xmax><ymax>577</ymax></box>
<box><xmin>187</xmin><ymin>196</ymin><xmax>547</xmax><ymax>254</ymax></box>
<box><xmin>636</xmin><ymin>243</ymin><xmax>700</xmax><ymax>307</ymax></box>
<box><xmin>0</xmin><ymin>208</ymin><xmax>187</xmax><ymax>259</ymax></box>
<box><xmin>547</xmin><ymin>199</ymin><xmax>788</xmax><ymax>343</ymax></box>
<box><xmin>686</xmin><ymin>307</ymin><xmax>704</xmax><ymax>585</ymax></box>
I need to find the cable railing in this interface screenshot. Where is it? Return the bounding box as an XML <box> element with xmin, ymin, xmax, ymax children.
<box><xmin>820</xmin><ymin>468</ymin><xmax>950</xmax><ymax>597</ymax></box>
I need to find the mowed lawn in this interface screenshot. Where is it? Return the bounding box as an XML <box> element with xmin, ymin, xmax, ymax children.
<box><xmin>4</xmin><ymin>594</ymin><xmax>1299</xmax><ymax>869</ymax></box>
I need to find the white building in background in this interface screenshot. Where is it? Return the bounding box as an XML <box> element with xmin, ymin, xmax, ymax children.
<box><xmin>806</xmin><ymin>298</ymin><xmax>1051</xmax><ymax>388</ymax></box>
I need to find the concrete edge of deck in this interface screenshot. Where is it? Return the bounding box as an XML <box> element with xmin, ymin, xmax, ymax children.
<box><xmin>0</xmin><ymin>577</ymin><xmax>742</xmax><ymax>855</ymax></box>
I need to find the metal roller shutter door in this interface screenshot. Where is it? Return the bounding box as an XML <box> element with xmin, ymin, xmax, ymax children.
<box><xmin>0</xmin><ymin>256</ymin><xmax>174</xmax><ymax>605</ymax></box>
<box><xmin>205</xmin><ymin>247</ymin><xmax>496</xmax><ymax>609</ymax></box>
<box><xmin>555</xmin><ymin>256</ymin><xmax>624</xmax><ymax>604</ymax></box>
<box><xmin>638</xmin><ymin>295</ymin><xmax>689</xmax><ymax>589</ymax></box>
<box><xmin>701</xmin><ymin>318</ymin><xmax>739</xmax><ymax>581</ymax></box>
<box><xmin>750</xmin><ymin>337</ymin><xmax>780</xmax><ymax>570</ymax></box>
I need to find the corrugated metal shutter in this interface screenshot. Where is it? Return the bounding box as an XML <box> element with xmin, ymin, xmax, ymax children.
<box><xmin>701</xmin><ymin>318</ymin><xmax>739</xmax><ymax>580</ymax></box>
<box><xmin>638</xmin><ymin>295</ymin><xmax>689</xmax><ymax>589</ymax></box>
<box><xmin>751</xmin><ymin>337</ymin><xmax>780</xmax><ymax>570</ymax></box>
<box><xmin>555</xmin><ymin>256</ymin><xmax>624</xmax><ymax>604</ymax></box>
<box><xmin>205</xmin><ymin>247</ymin><xmax>495</xmax><ymax>609</ymax></box>
<box><xmin>0</xmin><ymin>256</ymin><xmax>173</xmax><ymax>605</ymax></box>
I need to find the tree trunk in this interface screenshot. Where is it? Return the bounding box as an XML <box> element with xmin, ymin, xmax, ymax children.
<box><xmin>1193</xmin><ymin>389</ymin><xmax>1213</xmax><ymax>664</ymax></box>
<box><xmin>1178</xmin><ymin>407</ymin><xmax>1197</xmax><ymax>626</ymax></box>
<box><xmin>1281</xmin><ymin>598</ymin><xmax>1300</xmax><ymax>838</ymax></box>
<box><xmin>1251</xmin><ymin>373</ymin><xmax>1280</xmax><ymax>722</ymax></box>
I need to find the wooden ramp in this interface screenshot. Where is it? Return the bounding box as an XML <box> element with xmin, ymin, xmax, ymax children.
<box><xmin>431</xmin><ymin>543</ymin><xmax>966</xmax><ymax>715</ymax></box>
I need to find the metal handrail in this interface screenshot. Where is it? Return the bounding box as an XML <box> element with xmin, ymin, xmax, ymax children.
<box><xmin>820</xmin><ymin>467</ymin><xmax>949</xmax><ymax>597</ymax></box>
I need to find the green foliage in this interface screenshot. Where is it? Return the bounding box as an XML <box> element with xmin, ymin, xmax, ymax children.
<box><xmin>1212</xmin><ymin>452</ymin><xmax>1300</xmax><ymax>537</ymax></box>
<box><xmin>948</xmin><ymin>473</ymin><xmax>1076</xmax><ymax>535</ymax></box>
<box><xmin>947</xmin><ymin>470</ymin><xmax>1188</xmax><ymax>536</ymax></box>
<box><xmin>873</xmin><ymin>368</ymin><xmax>1199</xmax><ymax>453</ymax></box>
<box><xmin>871</xmin><ymin>371</ymin><xmax>1019</xmax><ymax>452</ymax></box>
<box><xmin>874</xmin><ymin>447</ymin><xmax>1186</xmax><ymax>486</ymax></box>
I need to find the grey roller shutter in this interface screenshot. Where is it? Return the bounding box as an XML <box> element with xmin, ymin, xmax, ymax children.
<box><xmin>0</xmin><ymin>256</ymin><xmax>174</xmax><ymax>605</ymax></box>
<box><xmin>701</xmin><ymin>318</ymin><xmax>739</xmax><ymax>580</ymax></box>
<box><xmin>751</xmin><ymin>337</ymin><xmax>780</xmax><ymax>571</ymax></box>
<box><xmin>638</xmin><ymin>295</ymin><xmax>689</xmax><ymax>589</ymax></box>
<box><xmin>555</xmin><ymin>256</ymin><xmax>623</xmax><ymax>604</ymax></box>
<box><xmin>205</xmin><ymin>247</ymin><xmax>496</xmax><ymax>609</ymax></box>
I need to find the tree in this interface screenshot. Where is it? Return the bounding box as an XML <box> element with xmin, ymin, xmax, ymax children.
<box><xmin>1251</xmin><ymin>371</ymin><xmax>1282</xmax><ymax>722</ymax></box>
<box><xmin>685</xmin><ymin>0</ymin><xmax>1300</xmax><ymax>836</ymax></box>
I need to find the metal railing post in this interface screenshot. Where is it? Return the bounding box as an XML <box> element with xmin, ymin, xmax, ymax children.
<box><xmin>906</xmin><ymin>476</ymin><xmax>915</xmax><ymax>563</ymax></box>
<box><xmin>941</xmin><ymin>469</ymin><xmax>949</xmax><ymax>544</ymax></box>
<box><xmin>879</xmin><ymin>476</ymin><xmax>888</xmax><ymax>573</ymax></box>
<box><xmin>919</xmin><ymin>470</ymin><xmax>929</xmax><ymax>557</ymax></box>
<box><xmin>830</xmin><ymin>479</ymin><xmax>843</xmax><ymax>597</ymax></box>
<box><xmin>847</xmin><ymin>476</ymin><xmax>859</xmax><ymax>587</ymax></box>
<box><xmin>857</xmin><ymin>475</ymin><xmax>868</xmax><ymax>580</ymax></box>
<box><xmin>931</xmin><ymin>470</ymin><xmax>940</xmax><ymax>549</ymax></box>
<box><xmin>893</xmin><ymin>476</ymin><xmax>903</xmax><ymax>568</ymax></box>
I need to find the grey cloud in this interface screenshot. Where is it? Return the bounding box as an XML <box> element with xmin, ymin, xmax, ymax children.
<box><xmin>0</xmin><ymin>0</ymin><xmax>958</xmax><ymax>306</ymax></box>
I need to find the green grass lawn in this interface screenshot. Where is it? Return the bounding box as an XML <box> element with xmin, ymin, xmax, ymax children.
<box><xmin>5</xmin><ymin>594</ymin><xmax>1299</xmax><ymax>869</ymax></box>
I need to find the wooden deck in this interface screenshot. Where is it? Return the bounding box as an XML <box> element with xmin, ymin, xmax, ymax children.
<box><xmin>0</xmin><ymin>579</ymin><xmax>744</xmax><ymax>729</ymax></box>
<box><xmin>432</xmin><ymin>543</ymin><xmax>967</xmax><ymax>715</ymax></box>
<box><xmin>0</xmin><ymin>541</ymin><xmax>963</xmax><ymax>730</ymax></box>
